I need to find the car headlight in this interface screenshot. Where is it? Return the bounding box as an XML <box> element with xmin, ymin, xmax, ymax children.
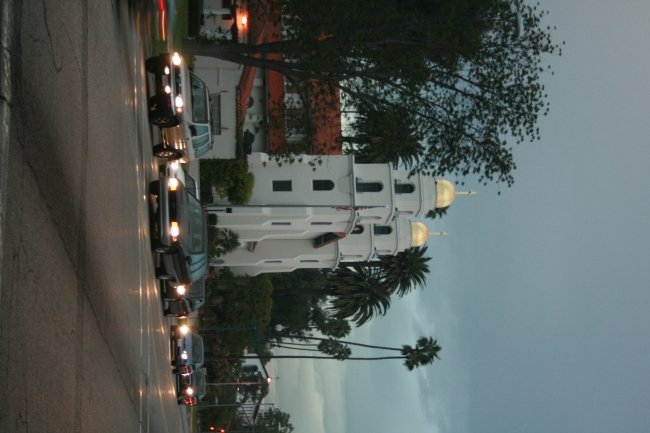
<box><xmin>172</xmin><ymin>53</ymin><xmax>181</xmax><ymax>65</ymax></box>
<box><xmin>180</xmin><ymin>325</ymin><xmax>189</xmax><ymax>335</ymax></box>
<box><xmin>176</xmin><ymin>285</ymin><xmax>186</xmax><ymax>295</ymax></box>
<box><xmin>181</xmin><ymin>351</ymin><xmax>188</xmax><ymax>360</ymax></box>
<box><xmin>175</xmin><ymin>95</ymin><xmax>183</xmax><ymax>108</ymax></box>
<box><xmin>168</xmin><ymin>178</ymin><xmax>179</xmax><ymax>191</ymax></box>
<box><xmin>186</xmin><ymin>387</ymin><xmax>194</xmax><ymax>395</ymax></box>
<box><xmin>170</xmin><ymin>222</ymin><xmax>180</xmax><ymax>239</ymax></box>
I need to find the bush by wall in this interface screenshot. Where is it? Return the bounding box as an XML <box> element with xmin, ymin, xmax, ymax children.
<box><xmin>200</xmin><ymin>159</ymin><xmax>255</xmax><ymax>204</ymax></box>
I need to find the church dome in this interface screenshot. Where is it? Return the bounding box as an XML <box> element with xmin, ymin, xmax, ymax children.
<box><xmin>411</xmin><ymin>221</ymin><xmax>429</xmax><ymax>247</ymax></box>
<box><xmin>435</xmin><ymin>179</ymin><xmax>456</xmax><ymax>208</ymax></box>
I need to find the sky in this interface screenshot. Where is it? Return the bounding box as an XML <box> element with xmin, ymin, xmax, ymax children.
<box><xmin>268</xmin><ymin>2</ymin><xmax>650</xmax><ymax>433</ymax></box>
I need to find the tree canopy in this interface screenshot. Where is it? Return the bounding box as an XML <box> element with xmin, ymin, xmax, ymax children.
<box><xmin>183</xmin><ymin>0</ymin><xmax>561</xmax><ymax>186</ymax></box>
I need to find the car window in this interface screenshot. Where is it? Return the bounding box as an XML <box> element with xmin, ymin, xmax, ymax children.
<box><xmin>185</xmin><ymin>175</ymin><xmax>198</xmax><ymax>199</ymax></box>
<box><xmin>192</xmin><ymin>134</ymin><xmax>209</xmax><ymax>150</ymax></box>
<box><xmin>194</xmin><ymin>369</ymin><xmax>206</xmax><ymax>396</ymax></box>
<box><xmin>193</xmin><ymin>125</ymin><xmax>209</xmax><ymax>136</ymax></box>
<box><xmin>190</xmin><ymin>73</ymin><xmax>208</xmax><ymax>123</ymax></box>
<box><xmin>187</xmin><ymin>194</ymin><xmax>205</xmax><ymax>253</ymax></box>
<box><xmin>193</xmin><ymin>334</ymin><xmax>204</xmax><ymax>365</ymax></box>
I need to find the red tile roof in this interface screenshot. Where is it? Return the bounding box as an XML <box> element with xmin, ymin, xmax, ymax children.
<box><xmin>236</xmin><ymin>3</ymin><xmax>341</xmax><ymax>155</ymax></box>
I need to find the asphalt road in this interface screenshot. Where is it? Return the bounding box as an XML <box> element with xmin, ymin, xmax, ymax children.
<box><xmin>0</xmin><ymin>1</ymin><xmax>187</xmax><ymax>432</ymax></box>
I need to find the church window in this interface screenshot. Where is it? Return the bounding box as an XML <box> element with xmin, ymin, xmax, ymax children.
<box><xmin>313</xmin><ymin>232</ymin><xmax>345</xmax><ymax>248</ymax></box>
<box><xmin>373</xmin><ymin>225</ymin><xmax>392</xmax><ymax>235</ymax></box>
<box><xmin>351</xmin><ymin>225</ymin><xmax>365</xmax><ymax>234</ymax></box>
<box><xmin>273</xmin><ymin>180</ymin><xmax>292</xmax><ymax>191</ymax></box>
<box><xmin>395</xmin><ymin>183</ymin><xmax>415</xmax><ymax>194</ymax></box>
<box><xmin>356</xmin><ymin>181</ymin><xmax>383</xmax><ymax>193</ymax></box>
<box><xmin>313</xmin><ymin>180</ymin><xmax>335</xmax><ymax>191</ymax></box>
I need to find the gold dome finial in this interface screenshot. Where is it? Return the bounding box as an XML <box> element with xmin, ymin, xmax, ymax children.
<box><xmin>435</xmin><ymin>180</ymin><xmax>477</xmax><ymax>208</ymax></box>
<box><xmin>435</xmin><ymin>179</ymin><xmax>456</xmax><ymax>208</ymax></box>
<box><xmin>410</xmin><ymin>222</ymin><xmax>448</xmax><ymax>247</ymax></box>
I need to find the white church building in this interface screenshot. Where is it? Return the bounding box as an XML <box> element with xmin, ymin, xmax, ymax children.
<box><xmin>207</xmin><ymin>152</ymin><xmax>466</xmax><ymax>276</ymax></box>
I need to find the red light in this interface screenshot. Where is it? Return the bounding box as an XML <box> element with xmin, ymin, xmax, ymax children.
<box><xmin>209</xmin><ymin>428</ymin><xmax>215</xmax><ymax>432</ymax></box>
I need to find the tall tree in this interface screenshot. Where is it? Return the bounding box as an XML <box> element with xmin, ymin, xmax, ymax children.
<box><xmin>327</xmin><ymin>267</ymin><xmax>392</xmax><ymax>326</ymax></box>
<box><xmin>253</xmin><ymin>409</ymin><xmax>294</xmax><ymax>433</ymax></box>
<box><xmin>183</xmin><ymin>0</ymin><xmax>561</xmax><ymax>186</ymax></box>
<box><xmin>339</xmin><ymin>246</ymin><xmax>432</xmax><ymax>298</ymax></box>
<box><xmin>219</xmin><ymin>336</ymin><xmax>442</xmax><ymax>371</ymax></box>
<box><xmin>342</xmin><ymin>105</ymin><xmax>424</xmax><ymax>169</ymax></box>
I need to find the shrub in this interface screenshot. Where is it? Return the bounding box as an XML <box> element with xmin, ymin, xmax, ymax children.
<box><xmin>200</xmin><ymin>159</ymin><xmax>255</xmax><ymax>204</ymax></box>
<box><xmin>226</xmin><ymin>171</ymin><xmax>255</xmax><ymax>204</ymax></box>
<box><xmin>210</xmin><ymin>228</ymin><xmax>240</xmax><ymax>258</ymax></box>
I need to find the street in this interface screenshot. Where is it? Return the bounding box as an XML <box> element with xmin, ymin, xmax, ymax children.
<box><xmin>0</xmin><ymin>1</ymin><xmax>187</xmax><ymax>432</ymax></box>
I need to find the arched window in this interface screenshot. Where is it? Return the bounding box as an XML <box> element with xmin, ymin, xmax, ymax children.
<box><xmin>395</xmin><ymin>183</ymin><xmax>415</xmax><ymax>194</ymax></box>
<box><xmin>313</xmin><ymin>180</ymin><xmax>335</xmax><ymax>191</ymax></box>
<box><xmin>356</xmin><ymin>182</ymin><xmax>383</xmax><ymax>193</ymax></box>
<box><xmin>373</xmin><ymin>225</ymin><xmax>393</xmax><ymax>235</ymax></box>
<box><xmin>351</xmin><ymin>225</ymin><xmax>365</xmax><ymax>234</ymax></box>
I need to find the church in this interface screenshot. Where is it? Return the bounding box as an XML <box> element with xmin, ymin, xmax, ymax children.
<box><xmin>206</xmin><ymin>152</ymin><xmax>466</xmax><ymax>276</ymax></box>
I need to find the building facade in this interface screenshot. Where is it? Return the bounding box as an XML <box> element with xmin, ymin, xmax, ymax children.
<box><xmin>207</xmin><ymin>153</ymin><xmax>459</xmax><ymax>275</ymax></box>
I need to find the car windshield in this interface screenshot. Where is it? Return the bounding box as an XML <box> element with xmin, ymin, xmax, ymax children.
<box><xmin>190</xmin><ymin>73</ymin><xmax>208</xmax><ymax>123</ymax></box>
<box><xmin>192</xmin><ymin>334</ymin><xmax>204</xmax><ymax>365</ymax></box>
<box><xmin>189</xmin><ymin>277</ymin><xmax>205</xmax><ymax>298</ymax></box>
<box><xmin>185</xmin><ymin>174</ymin><xmax>198</xmax><ymax>199</ymax></box>
<box><xmin>193</xmin><ymin>369</ymin><xmax>206</xmax><ymax>396</ymax></box>
<box><xmin>187</xmin><ymin>194</ymin><xmax>205</xmax><ymax>253</ymax></box>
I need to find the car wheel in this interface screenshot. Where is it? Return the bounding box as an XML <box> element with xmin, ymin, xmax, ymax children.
<box><xmin>152</xmin><ymin>240</ymin><xmax>178</xmax><ymax>254</ymax></box>
<box><xmin>145</xmin><ymin>56</ymin><xmax>161</xmax><ymax>73</ymax></box>
<box><xmin>164</xmin><ymin>309</ymin><xmax>179</xmax><ymax>317</ymax></box>
<box><xmin>153</xmin><ymin>144</ymin><xmax>183</xmax><ymax>161</ymax></box>
<box><xmin>149</xmin><ymin>180</ymin><xmax>160</xmax><ymax>196</ymax></box>
<box><xmin>156</xmin><ymin>267</ymin><xmax>175</xmax><ymax>281</ymax></box>
<box><xmin>149</xmin><ymin>111</ymin><xmax>181</xmax><ymax>128</ymax></box>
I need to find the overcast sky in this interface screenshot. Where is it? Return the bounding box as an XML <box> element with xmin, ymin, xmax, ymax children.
<box><xmin>269</xmin><ymin>2</ymin><xmax>650</xmax><ymax>432</ymax></box>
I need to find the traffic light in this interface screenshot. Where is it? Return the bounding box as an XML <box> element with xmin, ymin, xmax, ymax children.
<box><xmin>209</xmin><ymin>428</ymin><xmax>215</xmax><ymax>431</ymax></box>
<box><xmin>220</xmin><ymin>429</ymin><xmax>226</xmax><ymax>433</ymax></box>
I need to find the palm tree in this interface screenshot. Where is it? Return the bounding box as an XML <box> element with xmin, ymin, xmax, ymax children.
<box><xmin>379</xmin><ymin>246</ymin><xmax>431</xmax><ymax>298</ymax></box>
<box><xmin>338</xmin><ymin>246</ymin><xmax>432</xmax><ymax>298</ymax></box>
<box><xmin>215</xmin><ymin>336</ymin><xmax>442</xmax><ymax>371</ymax></box>
<box><xmin>327</xmin><ymin>267</ymin><xmax>392</xmax><ymax>326</ymax></box>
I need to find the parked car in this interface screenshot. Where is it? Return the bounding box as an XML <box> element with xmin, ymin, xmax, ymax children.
<box><xmin>177</xmin><ymin>369</ymin><xmax>206</xmax><ymax>405</ymax></box>
<box><xmin>145</xmin><ymin>52</ymin><xmax>214</xmax><ymax>161</ymax></box>
<box><xmin>150</xmin><ymin>165</ymin><xmax>208</xmax><ymax>286</ymax></box>
<box><xmin>163</xmin><ymin>160</ymin><xmax>199</xmax><ymax>198</ymax></box>
<box><xmin>170</xmin><ymin>325</ymin><xmax>204</xmax><ymax>375</ymax></box>
<box><xmin>162</xmin><ymin>276</ymin><xmax>206</xmax><ymax>318</ymax></box>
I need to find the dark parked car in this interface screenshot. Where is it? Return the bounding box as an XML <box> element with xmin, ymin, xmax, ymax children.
<box><xmin>162</xmin><ymin>277</ymin><xmax>206</xmax><ymax>318</ymax></box>
<box><xmin>150</xmin><ymin>166</ymin><xmax>208</xmax><ymax>287</ymax></box>
<box><xmin>177</xmin><ymin>369</ymin><xmax>206</xmax><ymax>405</ymax></box>
<box><xmin>170</xmin><ymin>325</ymin><xmax>204</xmax><ymax>375</ymax></box>
<box><xmin>145</xmin><ymin>52</ymin><xmax>214</xmax><ymax>161</ymax></box>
